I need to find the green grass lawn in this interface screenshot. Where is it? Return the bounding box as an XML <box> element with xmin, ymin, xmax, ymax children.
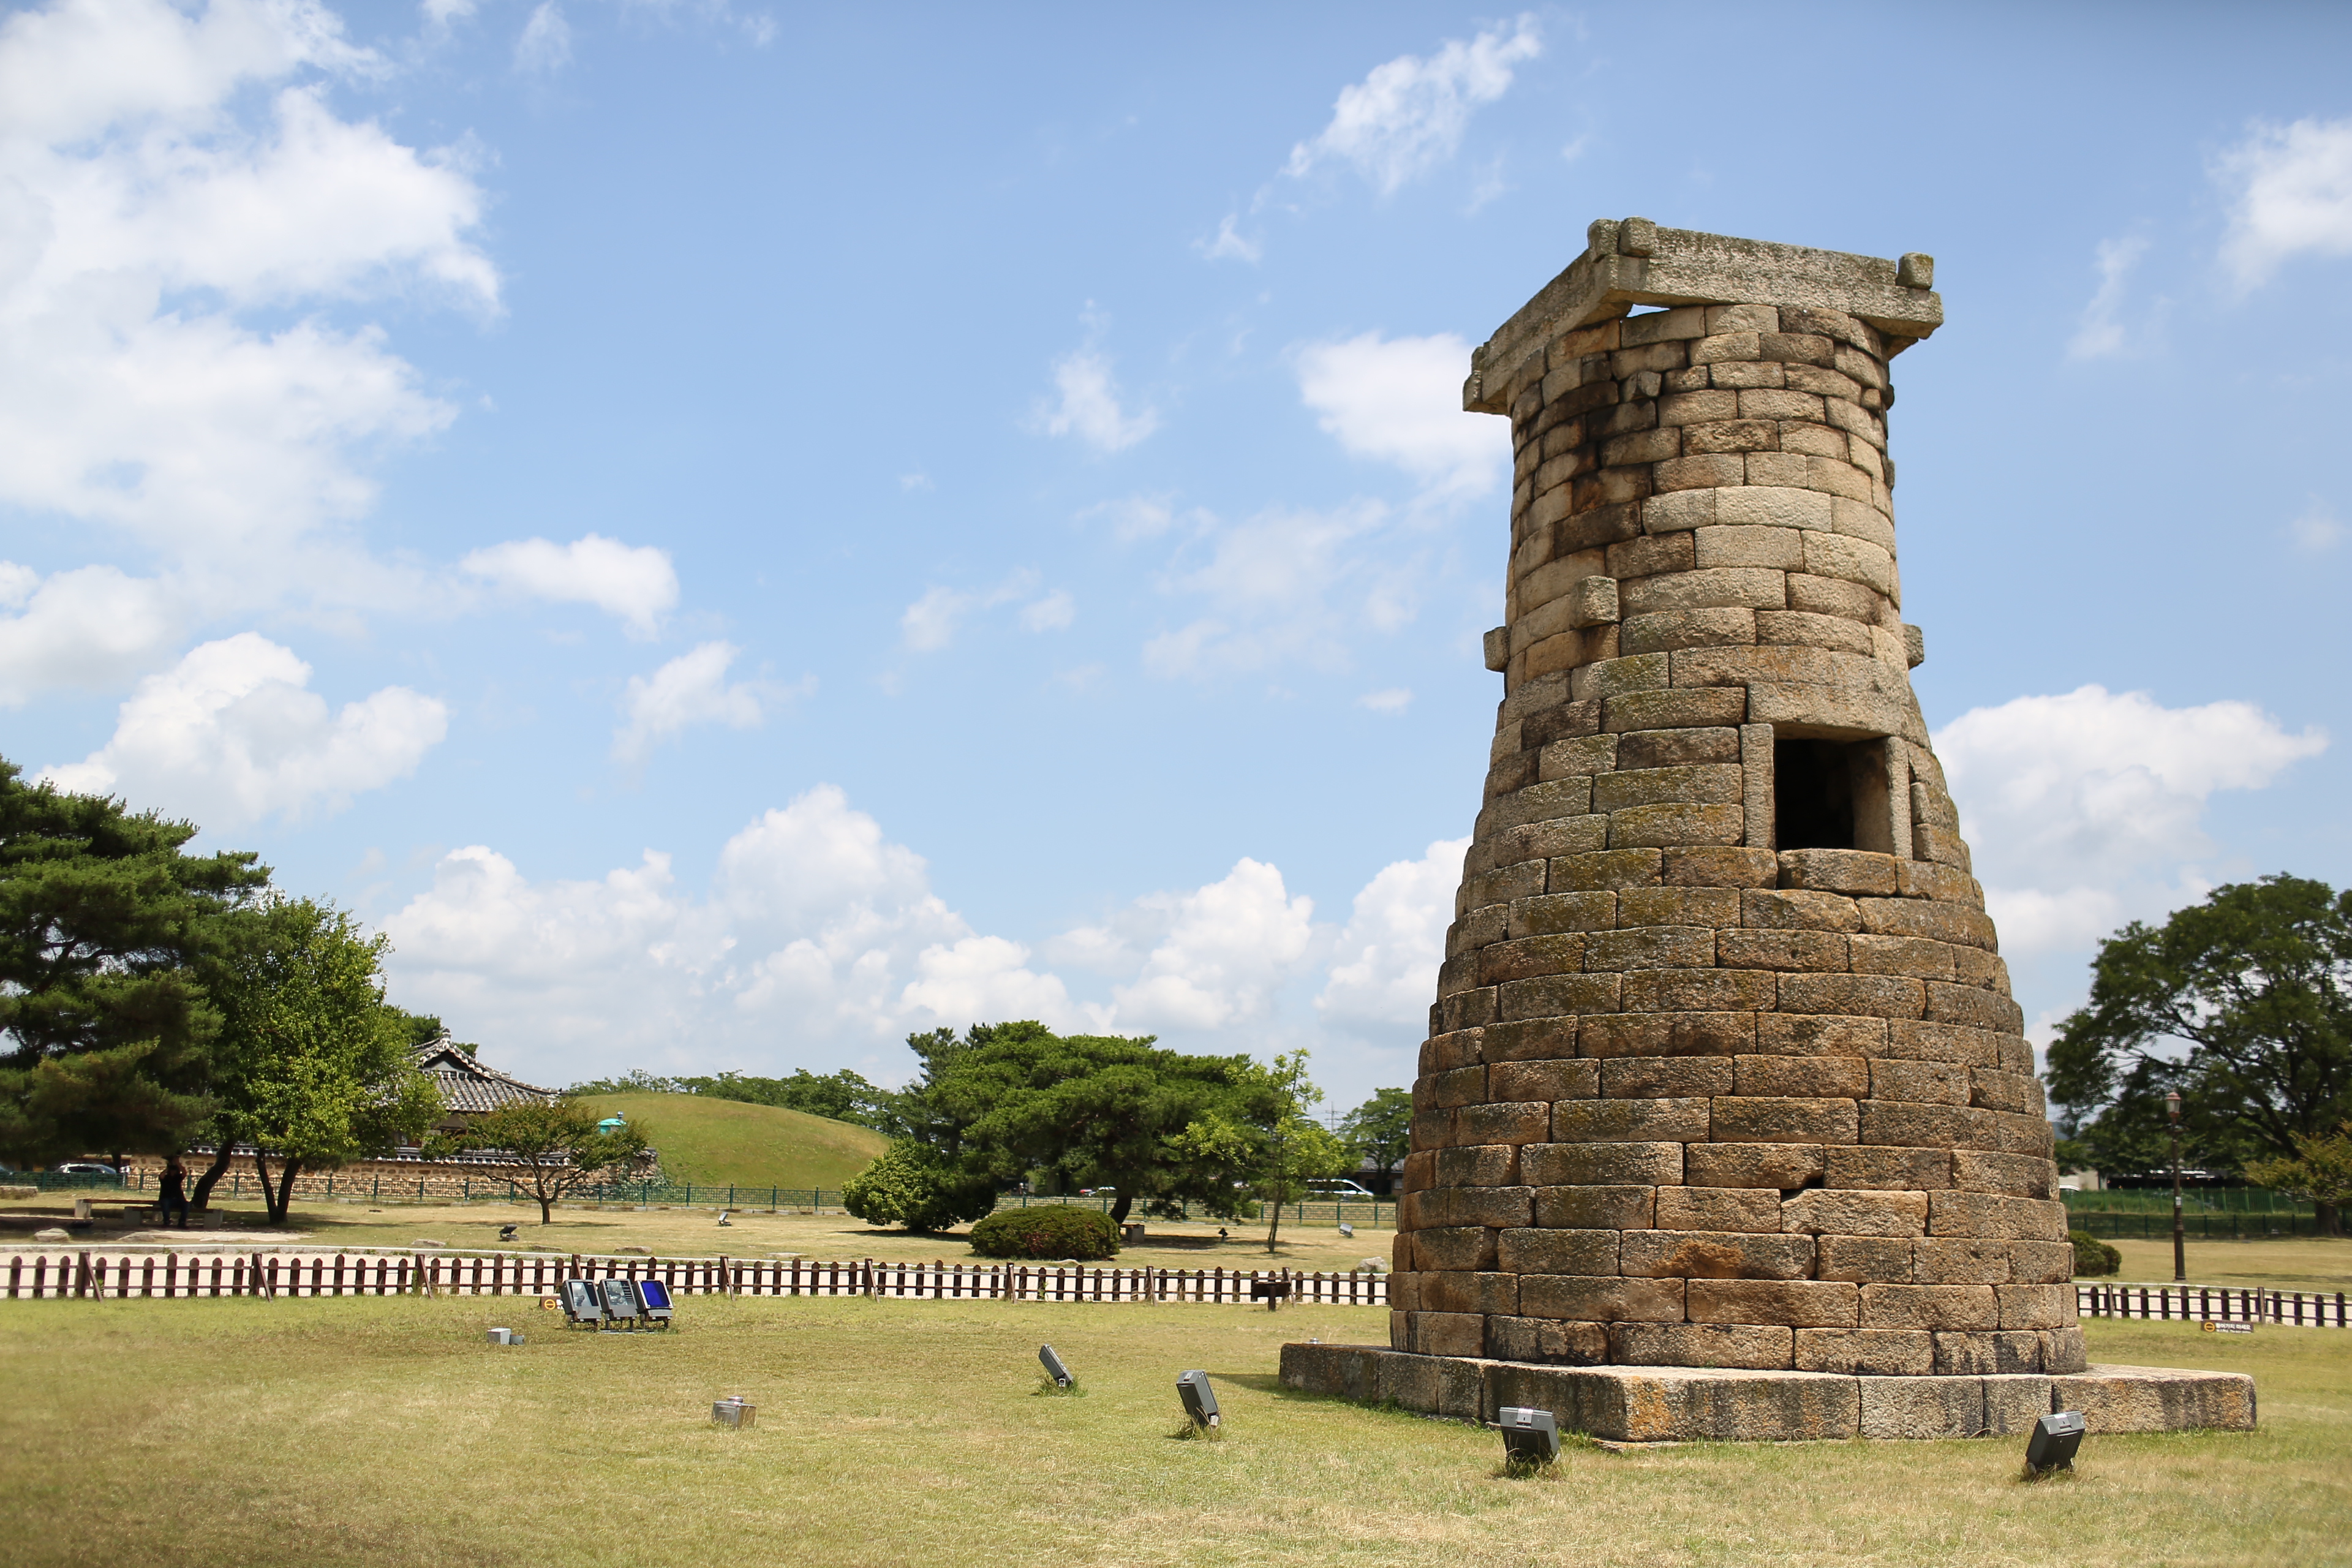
<box><xmin>570</xmin><ymin>1091</ymin><xmax>888</xmax><ymax>1191</ymax></box>
<box><xmin>0</xmin><ymin>1294</ymin><xmax>2342</xmax><ymax>1567</ymax></box>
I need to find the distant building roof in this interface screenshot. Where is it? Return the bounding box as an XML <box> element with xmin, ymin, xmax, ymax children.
<box><xmin>413</xmin><ymin>1036</ymin><xmax>559</xmax><ymax>1115</ymax></box>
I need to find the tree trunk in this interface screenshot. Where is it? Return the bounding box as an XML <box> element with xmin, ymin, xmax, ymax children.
<box><xmin>271</xmin><ymin>1158</ymin><xmax>301</xmax><ymax>1224</ymax></box>
<box><xmin>190</xmin><ymin>1142</ymin><xmax>235</xmax><ymax>1210</ymax></box>
<box><xmin>2320</xmin><ymin>1200</ymin><xmax>2342</xmax><ymax>1238</ymax></box>
<box><xmin>1110</xmin><ymin>1191</ymin><xmax>1134</xmax><ymax>1225</ymax></box>
<box><xmin>1264</xmin><ymin>1192</ymin><xmax>1282</xmax><ymax>1254</ymax></box>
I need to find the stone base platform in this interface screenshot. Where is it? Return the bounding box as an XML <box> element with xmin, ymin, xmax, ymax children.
<box><xmin>1279</xmin><ymin>1344</ymin><xmax>2255</xmax><ymax>1443</ymax></box>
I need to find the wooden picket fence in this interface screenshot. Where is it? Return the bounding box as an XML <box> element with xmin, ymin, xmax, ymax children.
<box><xmin>1</xmin><ymin>1250</ymin><xmax>1390</xmax><ymax>1307</ymax></box>
<box><xmin>2076</xmin><ymin>1283</ymin><xmax>2348</xmax><ymax>1328</ymax></box>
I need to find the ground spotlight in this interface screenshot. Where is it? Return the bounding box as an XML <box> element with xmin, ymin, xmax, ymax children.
<box><xmin>1497</xmin><ymin>1406</ymin><xmax>1560</xmax><ymax>1466</ymax></box>
<box><xmin>1178</xmin><ymin>1370</ymin><xmax>1219</xmax><ymax>1428</ymax></box>
<box><xmin>1039</xmin><ymin>1344</ymin><xmax>1073</xmax><ymax>1387</ymax></box>
<box><xmin>2026</xmin><ymin>1411</ymin><xmax>2085</xmax><ymax>1474</ymax></box>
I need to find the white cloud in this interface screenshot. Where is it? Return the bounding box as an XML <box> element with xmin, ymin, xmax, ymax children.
<box><xmin>900</xmin><ymin>586</ymin><xmax>967</xmax><ymax>653</ymax></box>
<box><xmin>612</xmin><ymin>641</ymin><xmax>789</xmax><ymax>763</ymax></box>
<box><xmin>2290</xmin><ymin>499</ymin><xmax>2343</xmax><ymax>552</ymax></box>
<box><xmin>1099</xmin><ymin>859</ymin><xmax>1317</xmax><ymax>1032</ymax></box>
<box><xmin>0</xmin><ymin>563</ymin><xmax>182</xmax><ymax>706</ymax></box>
<box><xmin>1357</xmin><ymin>688</ymin><xmax>1411</xmax><ymax>714</ymax></box>
<box><xmin>1038</xmin><ymin>347</ymin><xmax>1158</xmax><ymax>453</ymax></box>
<box><xmin>1295</xmin><ymin>331</ymin><xmax>1504</xmax><ymax>499</ymax></box>
<box><xmin>2215</xmin><ymin>116</ymin><xmax>2352</xmax><ymax>288</ymax></box>
<box><xmin>39</xmin><ymin>631</ymin><xmax>447</xmax><ymax>824</ymax></box>
<box><xmin>2066</xmin><ymin>236</ymin><xmax>2149</xmax><ymax>361</ymax></box>
<box><xmin>514</xmin><ymin>1</ymin><xmax>570</xmax><ymax>73</ymax></box>
<box><xmin>899</xmin><ymin>571</ymin><xmax>1066</xmax><ymax>652</ymax></box>
<box><xmin>1143</xmin><ymin>500</ymin><xmax>1403</xmax><ymax>677</ymax></box>
<box><xmin>1197</xmin><ymin>213</ymin><xmax>1261</xmax><ymax>263</ymax></box>
<box><xmin>422</xmin><ymin>0</ymin><xmax>476</xmax><ymax>29</ymax></box>
<box><xmin>458</xmin><ymin>534</ymin><xmax>679</xmax><ymax>638</ymax></box>
<box><xmin>0</xmin><ymin>0</ymin><xmax>496</xmax><ymax>614</ymax></box>
<box><xmin>1079</xmin><ymin>494</ymin><xmax>1182</xmax><ymax>541</ymax></box>
<box><xmin>1285</xmin><ymin>17</ymin><xmax>1541</xmax><ymax>195</ymax></box>
<box><xmin>1019</xmin><ymin>590</ymin><xmax>1075</xmax><ymax>632</ymax></box>
<box><xmin>1935</xmin><ymin>684</ymin><xmax>2326</xmax><ymax>956</ymax></box>
<box><xmin>1317</xmin><ymin>837</ymin><xmax>1466</xmax><ymax>1030</ymax></box>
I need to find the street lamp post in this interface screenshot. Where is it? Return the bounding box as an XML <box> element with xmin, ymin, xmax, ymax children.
<box><xmin>2166</xmin><ymin>1089</ymin><xmax>2185</xmax><ymax>1283</ymax></box>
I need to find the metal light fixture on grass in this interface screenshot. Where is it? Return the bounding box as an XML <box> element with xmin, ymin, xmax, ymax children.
<box><xmin>1498</xmin><ymin>1406</ymin><xmax>1560</xmax><ymax>1466</ymax></box>
<box><xmin>1039</xmin><ymin>1344</ymin><xmax>1073</xmax><ymax>1387</ymax></box>
<box><xmin>2026</xmin><ymin>1411</ymin><xmax>2085</xmax><ymax>1474</ymax></box>
<box><xmin>1177</xmin><ymin>1370</ymin><xmax>1219</xmax><ymax>1428</ymax></box>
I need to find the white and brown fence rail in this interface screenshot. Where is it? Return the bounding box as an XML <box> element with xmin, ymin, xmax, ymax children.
<box><xmin>3</xmin><ymin>1250</ymin><xmax>1391</xmax><ymax>1307</ymax></box>
<box><xmin>2076</xmin><ymin>1283</ymin><xmax>2348</xmax><ymax>1328</ymax></box>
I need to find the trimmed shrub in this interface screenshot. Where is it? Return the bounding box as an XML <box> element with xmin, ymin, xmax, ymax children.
<box><xmin>2070</xmin><ymin>1229</ymin><xmax>2121</xmax><ymax>1277</ymax></box>
<box><xmin>968</xmin><ymin>1204</ymin><xmax>1120</xmax><ymax>1261</ymax></box>
<box><xmin>841</xmin><ymin>1142</ymin><xmax>997</xmax><ymax>1233</ymax></box>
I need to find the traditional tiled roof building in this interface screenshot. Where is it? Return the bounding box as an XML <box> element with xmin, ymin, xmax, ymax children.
<box><xmin>413</xmin><ymin>1035</ymin><xmax>559</xmax><ymax>1133</ymax></box>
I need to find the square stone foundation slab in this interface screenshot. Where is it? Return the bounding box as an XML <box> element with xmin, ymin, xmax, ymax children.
<box><xmin>1279</xmin><ymin>1344</ymin><xmax>2254</xmax><ymax>1443</ymax></box>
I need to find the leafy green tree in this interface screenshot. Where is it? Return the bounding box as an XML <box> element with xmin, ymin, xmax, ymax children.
<box><xmin>1339</xmin><ymin>1087</ymin><xmax>1412</xmax><ymax>1193</ymax></box>
<box><xmin>462</xmin><ymin>1099</ymin><xmax>646</xmax><ymax>1223</ymax></box>
<box><xmin>2047</xmin><ymin>875</ymin><xmax>2352</xmax><ymax>1234</ymax></box>
<box><xmin>1171</xmin><ymin>1050</ymin><xmax>1350</xmax><ymax>1254</ymax></box>
<box><xmin>203</xmin><ymin>897</ymin><xmax>441</xmax><ymax>1223</ymax></box>
<box><xmin>2244</xmin><ymin>1121</ymin><xmax>2352</xmax><ymax>1222</ymax></box>
<box><xmin>671</xmin><ymin>1067</ymin><xmax>888</xmax><ymax>1127</ymax></box>
<box><xmin>0</xmin><ymin>761</ymin><xmax>268</xmax><ymax>1166</ymax></box>
<box><xmin>842</xmin><ymin>1140</ymin><xmax>998</xmax><ymax>1232</ymax></box>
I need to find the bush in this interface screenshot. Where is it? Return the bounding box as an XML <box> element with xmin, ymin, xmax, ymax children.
<box><xmin>840</xmin><ymin>1142</ymin><xmax>997</xmax><ymax>1233</ymax></box>
<box><xmin>968</xmin><ymin>1204</ymin><xmax>1120</xmax><ymax>1261</ymax></box>
<box><xmin>2070</xmin><ymin>1229</ymin><xmax>2122</xmax><ymax>1277</ymax></box>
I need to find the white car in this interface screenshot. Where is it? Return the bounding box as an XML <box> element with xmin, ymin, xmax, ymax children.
<box><xmin>1306</xmin><ymin>1178</ymin><xmax>1376</xmax><ymax>1198</ymax></box>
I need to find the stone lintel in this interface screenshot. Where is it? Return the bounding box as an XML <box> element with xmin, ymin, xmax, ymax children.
<box><xmin>1278</xmin><ymin>1344</ymin><xmax>2255</xmax><ymax>1442</ymax></box>
<box><xmin>1464</xmin><ymin>222</ymin><xmax>1944</xmax><ymax>416</ymax></box>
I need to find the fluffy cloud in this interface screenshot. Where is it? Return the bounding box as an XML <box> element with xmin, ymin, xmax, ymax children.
<box><xmin>381</xmin><ymin>783</ymin><xmax>1449</xmax><ymax>1098</ymax></box>
<box><xmin>459</xmin><ymin>534</ymin><xmax>680</xmax><ymax>638</ymax></box>
<box><xmin>1142</xmin><ymin>500</ymin><xmax>1405</xmax><ymax>677</ymax></box>
<box><xmin>1285</xmin><ymin>17</ymin><xmax>1540</xmax><ymax>195</ymax></box>
<box><xmin>2065</xmin><ymin>236</ymin><xmax>2149</xmax><ymax>361</ymax></box>
<box><xmin>1295</xmin><ymin>331</ymin><xmax>1504</xmax><ymax>499</ymax></box>
<box><xmin>39</xmin><ymin>631</ymin><xmax>447</xmax><ymax>825</ymax></box>
<box><xmin>1317</xmin><ymin>837</ymin><xmax>1466</xmax><ymax>1030</ymax></box>
<box><xmin>513</xmin><ymin>1</ymin><xmax>568</xmax><ymax>73</ymax></box>
<box><xmin>1038</xmin><ymin>347</ymin><xmax>1158</xmax><ymax>453</ymax></box>
<box><xmin>1197</xmin><ymin>213</ymin><xmax>1261</xmax><ymax>263</ymax></box>
<box><xmin>1934</xmin><ymin>684</ymin><xmax>2326</xmax><ymax>956</ymax></box>
<box><xmin>612</xmin><ymin>641</ymin><xmax>786</xmax><ymax>763</ymax></box>
<box><xmin>2215</xmin><ymin>116</ymin><xmax>2352</xmax><ymax>288</ymax></box>
<box><xmin>0</xmin><ymin>563</ymin><xmax>182</xmax><ymax>705</ymax></box>
<box><xmin>0</xmin><ymin>0</ymin><xmax>496</xmax><ymax>599</ymax></box>
<box><xmin>899</xmin><ymin>573</ymin><xmax>1071</xmax><ymax>652</ymax></box>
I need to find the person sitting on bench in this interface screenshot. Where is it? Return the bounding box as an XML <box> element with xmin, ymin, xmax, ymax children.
<box><xmin>157</xmin><ymin>1156</ymin><xmax>190</xmax><ymax>1229</ymax></box>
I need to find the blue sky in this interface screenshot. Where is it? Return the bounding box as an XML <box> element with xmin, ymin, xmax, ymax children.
<box><xmin>4</xmin><ymin>0</ymin><xmax>2349</xmax><ymax>1110</ymax></box>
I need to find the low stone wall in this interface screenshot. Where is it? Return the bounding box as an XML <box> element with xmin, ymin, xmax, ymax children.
<box><xmin>117</xmin><ymin>1155</ymin><xmax>560</xmax><ymax>1203</ymax></box>
<box><xmin>1278</xmin><ymin>1342</ymin><xmax>2255</xmax><ymax>1441</ymax></box>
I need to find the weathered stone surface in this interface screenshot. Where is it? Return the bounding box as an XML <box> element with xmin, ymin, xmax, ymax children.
<box><xmin>1858</xmin><ymin>1376</ymin><xmax>1983</xmax><ymax>1439</ymax></box>
<box><xmin>2051</xmin><ymin>1365</ymin><xmax>2258</xmax><ymax>1433</ymax></box>
<box><xmin>1401</xmin><ymin>225</ymin><xmax>2089</xmax><ymax>1391</ymax></box>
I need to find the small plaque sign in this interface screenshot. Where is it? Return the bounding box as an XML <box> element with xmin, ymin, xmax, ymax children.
<box><xmin>2200</xmin><ymin>1321</ymin><xmax>2253</xmax><ymax>1335</ymax></box>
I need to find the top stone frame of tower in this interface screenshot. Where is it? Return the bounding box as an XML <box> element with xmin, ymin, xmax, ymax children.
<box><xmin>1463</xmin><ymin>218</ymin><xmax>1942</xmax><ymax>419</ymax></box>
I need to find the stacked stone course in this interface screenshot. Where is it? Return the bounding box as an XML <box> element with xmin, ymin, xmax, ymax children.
<box><xmin>1391</xmin><ymin>220</ymin><xmax>2078</xmax><ymax>1381</ymax></box>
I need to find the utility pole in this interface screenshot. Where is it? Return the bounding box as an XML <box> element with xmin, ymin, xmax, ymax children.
<box><xmin>2167</xmin><ymin>1089</ymin><xmax>2186</xmax><ymax>1283</ymax></box>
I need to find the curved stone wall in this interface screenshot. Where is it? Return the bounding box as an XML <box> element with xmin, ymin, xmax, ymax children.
<box><xmin>1391</xmin><ymin>226</ymin><xmax>2079</xmax><ymax>1379</ymax></box>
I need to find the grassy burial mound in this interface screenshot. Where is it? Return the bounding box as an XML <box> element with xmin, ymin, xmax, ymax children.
<box><xmin>571</xmin><ymin>1092</ymin><xmax>888</xmax><ymax>1193</ymax></box>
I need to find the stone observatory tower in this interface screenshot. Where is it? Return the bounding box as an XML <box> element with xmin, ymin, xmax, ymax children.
<box><xmin>1390</xmin><ymin>220</ymin><xmax>2081</xmax><ymax>1381</ymax></box>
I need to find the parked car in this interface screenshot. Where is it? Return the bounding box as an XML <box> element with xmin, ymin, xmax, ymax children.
<box><xmin>1306</xmin><ymin>1178</ymin><xmax>1375</xmax><ymax>1199</ymax></box>
<box><xmin>51</xmin><ymin>1162</ymin><xmax>118</xmax><ymax>1177</ymax></box>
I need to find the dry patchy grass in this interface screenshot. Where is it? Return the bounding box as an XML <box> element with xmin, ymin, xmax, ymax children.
<box><xmin>0</xmin><ymin>1295</ymin><xmax>2343</xmax><ymax>1568</ymax></box>
<box><xmin>2100</xmin><ymin>1235</ymin><xmax>2352</xmax><ymax>1294</ymax></box>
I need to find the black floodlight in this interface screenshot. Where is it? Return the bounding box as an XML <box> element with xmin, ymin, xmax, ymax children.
<box><xmin>2026</xmin><ymin>1411</ymin><xmax>2086</xmax><ymax>1473</ymax></box>
<box><xmin>1177</xmin><ymin>1370</ymin><xmax>1219</xmax><ymax>1428</ymax></box>
<box><xmin>601</xmin><ymin>1278</ymin><xmax>643</xmax><ymax>1323</ymax></box>
<box><xmin>559</xmin><ymin>1279</ymin><xmax>603</xmax><ymax>1325</ymax></box>
<box><xmin>1039</xmin><ymin>1344</ymin><xmax>1073</xmax><ymax>1387</ymax></box>
<box><xmin>498</xmin><ymin>1224</ymin><xmax>518</xmax><ymax>1243</ymax></box>
<box><xmin>1498</xmin><ymin>1406</ymin><xmax>1561</xmax><ymax>1466</ymax></box>
<box><xmin>636</xmin><ymin>1278</ymin><xmax>674</xmax><ymax>1326</ymax></box>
